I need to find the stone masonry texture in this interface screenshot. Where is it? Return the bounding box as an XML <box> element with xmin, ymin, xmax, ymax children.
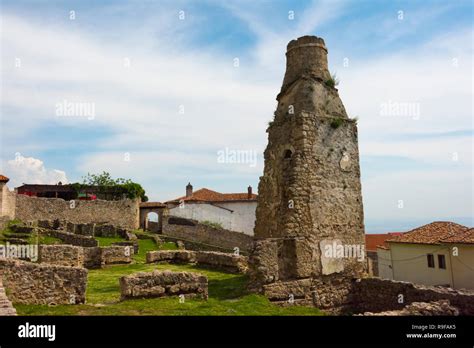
<box><xmin>0</xmin><ymin>258</ymin><xmax>87</xmax><ymax>305</ymax></box>
<box><xmin>248</xmin><ymin>36</ymin><xmax>366</xmax><ymax>310</ymax></box>
<box><xmin>146</xmin><ymin>250</ymin><xmax>248</xmax><ymax>273</ymax></box>
<box><xmin>120</xmin><ymin>270</ymin><xmax>208</xmax><ymax>300</ymax></box>
<box><xmin>15</xmin><ymin>195</ymin><xmax>139</xmax><ymax>229</ymax></box>
<box><xmin>162</xmin><ymin>215</ymin><xmax>254</xmax><ymax>253</ymax></box>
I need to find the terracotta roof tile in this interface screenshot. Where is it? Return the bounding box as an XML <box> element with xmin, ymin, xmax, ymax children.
<box><xmin>0</xmin><ymin>175</ymin><xmax>9</xmax><ymax>183</ymax></box>
<box><xmin>167</xmin><ymin>188</ymin><xmax>257</xmax><ymax>203</ymax></box>
<box><xmin>387</xmin><ymin>221</ymin><xmax>471</xmax><ymax>245</ymax></box>
<box><xmin>365</xmin><ymin>233</ymin><xmax>403</xmax><ymax>251</ymax></box>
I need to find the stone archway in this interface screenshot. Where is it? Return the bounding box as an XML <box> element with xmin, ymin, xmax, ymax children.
<box><xmin>139</xmin><ymin>202</ymin><xmax>166</xmax><ymax>233</ymax></box>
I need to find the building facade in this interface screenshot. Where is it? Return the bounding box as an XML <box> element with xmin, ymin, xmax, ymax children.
<box><xmin>377</xmin><ymin>222</ymin><xmax>474</xmax><ymax>290</ymax></box>
<box><xmin>166</xmin><ymin>183</ymin><xmax>257</xmax><ymax>235</ymax></box>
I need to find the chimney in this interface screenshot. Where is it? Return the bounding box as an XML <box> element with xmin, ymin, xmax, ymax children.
<box><xmin>186</xmin><ymin>182</ymin><xmax>193</xmax><ymax>197</ymax></box>
<box><xmin>247</xmin><ymin>185</ymin><xmax>252</xmax><ymax>199</ymax></box>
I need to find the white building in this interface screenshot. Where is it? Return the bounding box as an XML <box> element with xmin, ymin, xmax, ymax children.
<box><xmin>165</xmin><ymin>183</ymin><xmax>257</xmax><ymax>235</ymax></box>
<box><xmin>377</xmin><ymin>221</ymin><xmax>474</xmax><ymax>290</ymax></box>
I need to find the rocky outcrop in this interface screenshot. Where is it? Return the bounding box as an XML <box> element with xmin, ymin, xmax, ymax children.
<box><xmin>120</xmin><ymin>270</ymin><xmax>208</xmax><ymax>300</ymax></box>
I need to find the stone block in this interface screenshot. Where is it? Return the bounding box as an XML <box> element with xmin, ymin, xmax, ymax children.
<box><xmin>120</xmin><ymin>270</ymin><xmax>208</xmax><ymax>300</ymax></box>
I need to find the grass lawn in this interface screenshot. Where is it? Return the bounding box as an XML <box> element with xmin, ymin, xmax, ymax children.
<box><xmin>10</xmin><ymin>228</ymin><xmax>323</xmax><ymax>316</ymax></box>
<box><xmin>15</xmin><ymin>262</ymin><xmax>324</xmax><ymax>316</ymax></box>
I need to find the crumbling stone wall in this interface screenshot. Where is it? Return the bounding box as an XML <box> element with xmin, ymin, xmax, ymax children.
<box><xmin>15</xmin><ymin>194</ymin><xmax>139</xmax><ymax>229</ymax></box>
<box><xmin>359</xmin><ymin>300</ymin><xmax>459</xmax><ymax>316</ymax></box>
<box><xmin>352</xmin><ymin>278</ymin><xmax>474</xmax><ymax>316</ymax></box>
<box><xmin>146</xmin><ymin>250</ymin><xmax>248</xmax><ymax>273</ymax></box>
<box><xmin>0</xmin><ymin>276</ymin><xmax>17</xmax><ymax>316</ymax></box>
<box><xmin>37</xmin><ymin>244</ymin><xmax>132</xmax><ymax>269</ymax></box>
<box><xmin>0</xmin><ymin>258</ymin><xmax>87</xmax><ymax>305</ymax></box>
<box><xmin>120</xmin><ymin>270</ymin><xmax>208</xmax><ymax>300</ymax></box>
<box><xmin>38</xmin><ymin>245</ymin><xmax>84</xmax><ymax>268</ymax></box>
<box><xmin>162</xmin><ymin>215</ymin><xmax>253</xmax><ymax>253</ymax></box>
<box><xmin>248</xmin><ymin>36</ymin><xmax>366</xmax><ymax>309</ymax></box>
<box><xmin>44</xmin><ymin>230</ymin><xmax>99</xmax><ymax>247</ymax></box>
<box><xmin>100</xmin><ymin>246</ymin><xmax>132</xmax><ymax>265</ymax></box>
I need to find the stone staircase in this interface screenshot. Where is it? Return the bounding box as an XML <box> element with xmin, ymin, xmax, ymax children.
<box><xmin>0</xmin><ymin>276</ymin><xmax>17</xmax><ymax>316</ymax></box>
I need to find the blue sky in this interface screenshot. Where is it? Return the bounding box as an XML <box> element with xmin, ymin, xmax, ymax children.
<box><xmin>1</xmin><ymin>0</ymin><xmax>472</xmax><ymax>232</ymax></box>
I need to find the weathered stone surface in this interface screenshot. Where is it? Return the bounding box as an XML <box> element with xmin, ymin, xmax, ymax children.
<box><xmin>14</xmin><ymin>195</ymin><xmax>139</xmax><ymax>229</ymax></box>
<box><xmin>248</xmin><ymin>36</ymin><xmax>366</xmax><ymax>307</ymax></box>
<box><xmin>162</xmin><ymin>215</ymin><xmax>254</xmax><ymax>252</ymax></box>
<box><xmin>44</xmin><ymin>230</ymin><xmax>98</xmax><ymax>247</ymax></box>
<box><xmin>112</xmin><ymin>241</ymin><xmax>139</xmax><ymax>254</ymax></box>
<box><xmin>38</xmin><ymin>245</ymin><xmax>84</xmax><ymax>268</ymax></box>
<box><xmin>100</xmin><ymin>246</ymin><xmax>132</xmax><ymax>265</ymax></box>
<box><xmin>195</xmin><ymin>251</ymin><xmax>248</xmax><ymax>274</ymax></box>
<box><xmin>0</xmin><ymin>276</ymin><xmax>17</xmax><ymax>316</ymax></box>
<box><xmin>83</xmin><ymin>247</ymin><xmax>102</xmax><ymax>269</ymax></box>
<box><xmin>352</xmin><ymin>278</ymin><xmax>474</xmax><ymax>316</ymax></box>
<box><xmin>360</xmin><ymin>300</ymin><xmax>459</xmax><ymax>316</ymax></box>
<box><xmin>0</xmin><ymin>258</ymin><xmax>87</xmax><ymax>305</ymax></box>
<box><xmin>146</xmin><ymin>250</ymin><xmax>195</xmax><ymax>264</ymax></box>
<box><xmin>120</xmin><ymin>270</ymin><xmax>208</xmax><ymax>300</ymax></box>
<box><xmin>146</xmin><ymin>250</ymin><xmax>248</xmax><ymax>273</ymax></box>
<box><xmin>38</xmin><ymin>245</ymin><xmax>133</xmax><ymax>269</ymax></box>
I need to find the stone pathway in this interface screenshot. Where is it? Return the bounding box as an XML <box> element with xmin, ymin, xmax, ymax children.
<box><xmin>0</xmin><ymin>276</ymin><xmax>17</xmax><ymax>316</ymax></box>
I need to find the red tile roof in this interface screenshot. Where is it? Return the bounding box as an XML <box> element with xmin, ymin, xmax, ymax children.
<box><xmin>387</xmin><ymin>221</ymin><xmax>472</xmax><ymax>245</ymax></box>
<box><xmin>167</xmin><ymin>188</ymin><xmax>257</xmax><ymax>203</ymax></box>
<box><xmin>365</xmin><ymin>233</ymin><xmax>404</xmax><ymax>251</ymax></box>
<box><xmin>0</xmin><ymin>175</ymin><xmax>9</xmax><ymax>183</ymax></box>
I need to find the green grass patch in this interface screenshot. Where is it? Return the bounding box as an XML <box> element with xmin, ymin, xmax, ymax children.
<box><xmin>158</xmin><ymin>242</ymin><xmax>178</xmax><ymax>250</ymax></box>
<box><xmin>15</xmin><ymin>262</ymin><xmax>323</xmax><ymax>316</ymax></box>
<box><xmin>95</xmin><ymin>236</ymin><xmax>126</xmax><ymax>247</ymax></box>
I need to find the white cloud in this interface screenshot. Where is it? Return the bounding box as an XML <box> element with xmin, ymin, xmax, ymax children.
<box><xmin>2</xmin><ymin>155</ymin><xmax>68</xmax><ymax>188</ymax></box>
<box><xmin>0</xmin><ymin>3</ymin><xmax>472</xmax><ymax>222</ymax></box>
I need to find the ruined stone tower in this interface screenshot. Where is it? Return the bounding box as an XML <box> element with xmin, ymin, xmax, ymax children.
<box><xmin>249</xmin><ymin>36</ymin><xmax>366</xmax><ymax>312</ymax></box>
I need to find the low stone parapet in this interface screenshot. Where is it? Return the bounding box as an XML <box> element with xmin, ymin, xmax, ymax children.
<box><xmin>146</xmin><ymin>250</ymin><xmax>248</xmax><ymax>273</ymax></box>
<box><xmin>44</xmin><ymin>230</ymin><xmax>98</xmax><ymax>247</ymax></box>
<box><xmin>38</xmin><ymin>245</ymin><xmax>84</xmax><ymax>268</ymax></box>
<box><xmin>0</xmin><ymin>258</ymin><xmax>87</xmax><ymax>305</ymax></box>
<box><xmin>359</xmin><ymin>300</ymin><xmax>459</xmax><ymax>316</ymax></box>
<box><xmin>146</xmin><ymin>250</ymin><xmax>195</xmax><ymax>264</ymax></box>
<box><xmin>119</xmin><ymin>270</ymin><xmax>208</xmax><ymax>300</ymax></box>
<box><xmin>352</xmin><ymin>277</ymin><xmax>474</xmax><ymax>316</ymax></box>
<box><xmin>37</xmin><ymin>245</ymin><xmax>132</xmax><ymax>269</ymax></box>
<box><xmin>100</xmin><ymin>246</ymin><xmax>133</xmax><ymax>265</ymax></box>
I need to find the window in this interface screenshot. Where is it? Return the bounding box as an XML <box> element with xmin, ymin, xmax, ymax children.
<box><xmin>427</xmin><ymin>254</ymin><xmax>435</xmax><ymax>268</ymax></box>
<box><xmin>438</xmin><ymin>255</ymin><xmax>446</xmax><ymax>269</ymax></box>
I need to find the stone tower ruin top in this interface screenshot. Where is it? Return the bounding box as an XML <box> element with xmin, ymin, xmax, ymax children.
<box><xmin>281</xmin><ymin>35</ymin><xmax>331</xmax><ymax>94</ymax></box>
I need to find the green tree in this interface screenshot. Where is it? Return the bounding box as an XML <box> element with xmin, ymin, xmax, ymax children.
<box><xmin>79</xmin><ymin>171</ymin><xmax>148</xmax><ymax>201</ymax></box>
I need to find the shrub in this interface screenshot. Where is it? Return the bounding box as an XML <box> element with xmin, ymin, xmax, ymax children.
<box><xmin>325</xmin><ymin>73</ymin><xmax>340</xmax><ymax>88</ymax></box>
<box><xmin>330</xmin><ymin>117</ymin><xmax>344</xmax><ymax>129</ymax></box>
